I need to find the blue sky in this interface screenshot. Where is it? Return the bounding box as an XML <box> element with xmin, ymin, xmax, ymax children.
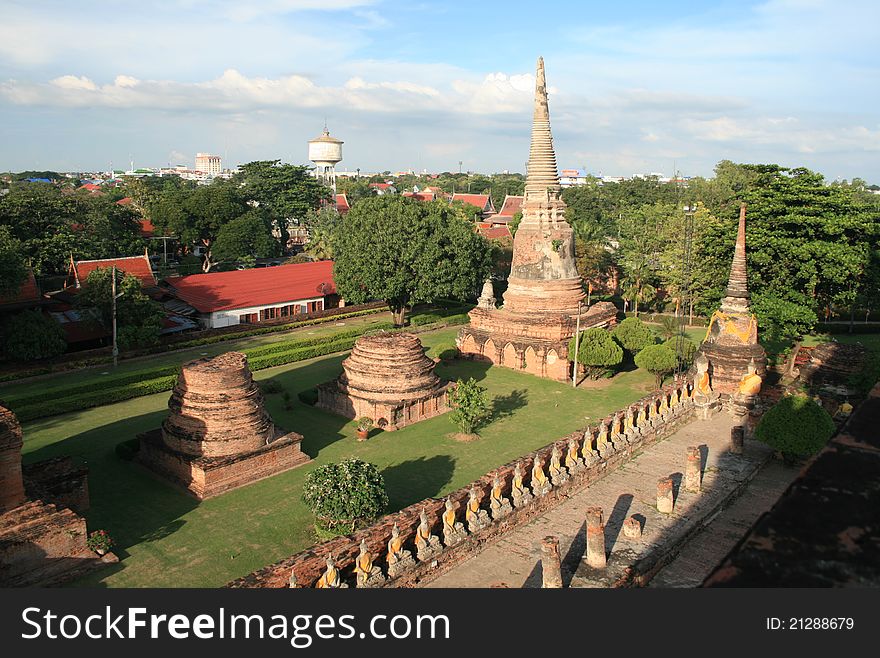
<box><xmin>1</xmin><ymin>0</ymin><xmax>878</xmax><ymax>181</ymax></box>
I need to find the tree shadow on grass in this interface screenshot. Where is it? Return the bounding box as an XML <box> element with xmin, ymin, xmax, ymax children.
<box><xmin>380</xmin><ymin>455</ymin><xmax>456</xmax><ymax>510</ymax></box>
<box><xmin>434</xmin><ymin>358</ymin><xmax>492</xmax><ymax>384</ymax></box>
<box><xmin>490</xmin><ymin>389</ymin><xmax>529</xmax><ymax>423</ymax></box>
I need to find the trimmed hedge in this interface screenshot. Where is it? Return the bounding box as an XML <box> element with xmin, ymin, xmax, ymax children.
<box><xmin>7</xmin><ymin>309</ymin><xmax>469</xmax><ymax>422</ymax></box>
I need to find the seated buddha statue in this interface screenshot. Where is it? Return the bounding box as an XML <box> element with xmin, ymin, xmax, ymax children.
<box><xmin>531</xmin><ymin>455</ymin><xmax>551</xmax><ymax>497</ymax></box>
<box><xmin>315</xmin><ymin>554</ymin><xmax>347</xmax><ymax>588</ymax></box>
<box><xmin>442</xmin><ymin>497</ymin><xmax>467</xmax><ymax>547</ymax></box>
<box><xmin>737</xmin><ymin>359</ymin><xmax>763</xmax><ymax>397</ymax></box>
<box><xmin>489</xmin><ymin>474</ymin><xmax>512</xmax><ymax>520</ymax></box>
<box><xmin>386</xmin><ymin>523</ymin><xmax>415</xmax><ymax>578</ymax></box>
<box><xmin>548</xmin><ymin>444</ymin><xmax>569</xmax><ymax>486</ymax></box>
<box><xmin>565</xmin><ymin>436</ymin><xmax>584</xmax><ymax>472</ymax></box>
<box><xmin>510</xmin><ymin>462</ymin><xmax>533</xmax><ymax>508</ymax></box>
<box><xmin>465</xmin><ymin>486</ymin><xmax>490</xmax><ymax>532</ymax></box>
<box><xmin>354</xmin><ymin>539</ymin><xmax>385</xmax><ymax>588</ymax></box>
<box><xmin>414</xmin><ymin>508</ymin><xmax>442</xmax><ymax>561</ymax></box>
<box><xmin>693</xmin><ymin>353</ymin><xmax>717</xmax><ymax>405</ymax></box>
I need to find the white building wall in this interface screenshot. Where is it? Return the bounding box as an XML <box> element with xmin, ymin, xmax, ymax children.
<box><xmin>204</xmin><ymin>296</ymin><xmax>325</xmax><ymax>329</ymax></box>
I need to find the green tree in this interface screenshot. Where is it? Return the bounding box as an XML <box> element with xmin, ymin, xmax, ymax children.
<box><xmin>301</xmin><ymin>458</ymin><xmax>388</xmax><ymax>537</ymax></box>
<box><xmin>0</xmin><ymin>182</ymin><xmax>78</xmax><ymax>275</ymax></box>
<box><xmin>569</xmin><ymin>327</ymin><xmax>624</xmax><ymax>380</ymax></box>
<box><xmin>235</xmin><ymin>160</ymin><xmax>330</xmax><ymax>247</ymax></box>
<box><xmin>612</xmin><ymin>317</ymin><xmax>656</xmax><ymax>353</ymax></box>
<box><xmin>148</xmin><ymin>181</ymin><xmax>251</xmax><ymax>271</ymax></box>
<box><xmin>333</xmin><ymin>196</ymin><xmax>492</xmax><ymax>326</ymax></box>
<box><xmin>663</xmin><ymin>335</ymin><xmax>697</xmax><ymax>367</ymax></box>
<box><xmin>75</xmin><ymin>268</ymin><xmax>163</xmax><ymax>349</ymax></box>
<box><xmin>448</xmin><ymin>377</ymin><xmax>489</xmax><ymax>434</ymax></box>
<box><xmin>755</xmin><ymin>395</ymin><xmax>835</xmax><ymax>459</ymax></box>
<box><xmin>634</xmin><ymin>343</ymin><xmax>678</xmax><ymax>387</ymax></box>
<box><xmin>212</xmin><ymin>210</ymin><xmax>279</xmax><ymax>264</ymax></box>
<box><xmin>303</xmin><ymin>206</ymin><xmax>342</xmax><ymax>261</ymax></box>
<box><xmin>617</xmin><ymin>203</ymin><xmax>666</xmax><ymax>315</ymax></box>
<box><xmin>75</xmin><ymin>193</ymin><xmax>147</xmax><ymax>260</ymax></box>
<box><xmin>0</xmin><ymin>310</ymin><xmax>66</xmax><ymax>361</ymax></box>
<box><xmin>0</xmin><ymin>226</ymin><xmax>28</xmax><ymax>296</ymax></box>
<box><xmin>508</xmin><ymin>210</ymin><xmax>522</xmax><ymax>237</ymax></box>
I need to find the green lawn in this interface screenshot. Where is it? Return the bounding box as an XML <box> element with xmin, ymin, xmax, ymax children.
<box><xmin>20</xmin><ymin>327</ymin><xmax>655</xmax><ymax>588</ymax></box>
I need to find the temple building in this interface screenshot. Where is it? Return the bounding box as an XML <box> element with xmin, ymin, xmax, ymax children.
<box><xmin>317</xmin><ymin>332</ymin><xmax>451</xmax><ymax>430</ymax></box>
<box><xmin>698</xmin><ymin>203</ymin><xmax>767</xmax><ymax>397</ymax></box>
<box><xmin>138</xmin><ymin>352</ymin><xmax>310</xmax><ymax>499</ymax></box>
<box><xmin>456</xmin><ymin>57</ymin><xmax>617</xmax><ymax>381</ymax></box>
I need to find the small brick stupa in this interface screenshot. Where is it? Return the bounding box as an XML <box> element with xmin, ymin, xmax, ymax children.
<box><xmin>138</xmin><ymin>352</ymin><xmax>309</xmax><ymax>499</ymax></box>
<box><xmin>316</xmin><ymin>332</ymin><xmax>451</xmax><ymax>430</ymax></box>
<box><xmin>457</xmin><ymin>57</ymin><xmax>617</xmax><ymax>381</ymax></box>
<box><xmin>699</xmin><ymin>203</ymin><xmax>767</xmax><ymax>396</ymax></box>
<box><xmin>1</xmin><ymin>404</ymin><xmax>113</xmax><ymax>587</ymax></box>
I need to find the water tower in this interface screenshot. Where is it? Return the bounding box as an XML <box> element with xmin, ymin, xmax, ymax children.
<box><xmin>308</xmin><ymin>125</ymin><xmax>343</xmax><ymax>194</ymax></box>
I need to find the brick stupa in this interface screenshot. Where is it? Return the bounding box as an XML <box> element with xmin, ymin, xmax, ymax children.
<box><xmin>698</xmin><ymin>203</ymin><xmax>767</xmax><ymax>395</ymax></box>
<box><xmin>138</xmin><ymin>352</ymin><xmax>309</xmax><ymax>499</ymax></box>
<box><xmin>457</xmin><ymin>56</ymin><xmax>617</xmax><ymax>380</ymax></box>
<box><xmin>316</xmin><ymin>332</ymin><xmax>451</xmax><ymax>430</ymax></box>
<box><xmin>1</xmin><ymin>404</ymin><xmax>114</xmax><ymax>587</ymax></box>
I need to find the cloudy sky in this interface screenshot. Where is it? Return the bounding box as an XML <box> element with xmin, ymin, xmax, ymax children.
<box><xmin>1</xmin><ymin>0</ymin><xmax>878</xmax><ymax>181</ymax></box>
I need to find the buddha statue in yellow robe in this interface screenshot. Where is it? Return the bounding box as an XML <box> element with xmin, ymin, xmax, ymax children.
<box><xmin>414</xmin><ymin>508</ymin><xmax>441</xmax><ymax>560</ymax></box>
<box><xmin>510</xmin><ymin>461</ymin><xmax>533</xmax><ymax>508</ymax></box>
<box><xmin>442</xmin><ymin>497</ymin><xmax>467</xmax><ymax>546</ymax></box>
<box><xmin>489</xmin><ymin>473</ymin><xmax>512</xmax><ymax>519</ymax></box>
<box><xmin>531</xmin><ymin>455</ymin><xmax>551</xmax><ymax>496</ymax></box>
<box><xmin>465</xmin><ymin>486</ymin><xmax>490</xmax><ymax>531</ymax></box>
<box><xmin>737</xmin><ymin>359</ymin><xmax>762</xmax><ymax>397</ymax></box>
<box><xmin>354</xmin><ymin>539</ymin><xmax>384</xmax><ymax>588</ymax></box>
<box><xmin>315</xmin><ymin>554</ymin><xmax>346</xmax><ymax>588</ymax></box>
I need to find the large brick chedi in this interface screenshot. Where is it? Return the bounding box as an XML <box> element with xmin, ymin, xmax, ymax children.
<box><xmin>457</xmin><ymin>57</ymin><xmax>616</xmax><ymax>381</ymax></box>
<box><xmin>698</xmin><ymin>203</ymin><xmax>767</xmax><ymax>396</ymax></box>
<box><xmin>1</xmin><ymin>404</ymin><xmax>112</xmax><ymax>587</ymax></box>
<box><xmin>317</xmin><ymin>332</ymin><xmax>451</xmax><ymax>430</ymax></box>
<box><xmin>138</xmin><ymin>352</ymin><xmax>309</xmax><ymax>499</ymax></box>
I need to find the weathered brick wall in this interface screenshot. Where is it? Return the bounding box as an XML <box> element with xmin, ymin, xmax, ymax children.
<box><xmin>22</xmin><ymin>457</ymin><xmax>90</xmax><ymax>514</ymax></box>
<box><xmin>227</xmin><ymin>381</ymin><xmax>696</xmax><ymax>589</ymax></box>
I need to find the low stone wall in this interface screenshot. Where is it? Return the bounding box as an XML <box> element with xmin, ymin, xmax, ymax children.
<box><xmin>227</xmin><ymin>379</ymin><xmax>698</xmax><ymax>588</ymax></box>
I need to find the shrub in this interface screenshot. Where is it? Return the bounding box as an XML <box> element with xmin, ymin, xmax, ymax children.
<box><xmin>634</xmin><ymin>344</ymin><xmax>678</xmax><ymax>387</ymax></box>
<box><xmin>663</xmin><ymin>336</ymin><xmax>697</xmax><ymax>367</ymax></box>
<box><xmin>755</xmin><ymin>395</ymin><xmax>835</xmax><ymax>459</ymax></box>
<box><xmin>1</xmin><ymin>310</ymin><xmax>66</xmax><ymax>361</ymax></box>
<box><xmin>612</xmin><ymin>317</ymin><xmax>657</xmax><ymax>354</ymax></box>
<box><xmin>448</xmin><ymin>377</ymin><xmax>489</xmax><ymax>434</ymax></box>
<box><xmin>568</xmin><ymin>328</ymin><xmax>624</xmax><ymax>380</ymax></box>
<box><xmin>301</xmin><ymin>458</ymin><xmax>389</xmax><ymax>536</ymax></box>
<box><xmin>86</xmin><ymin>529</ymin><xmax>114</xmax><ymax>553</ymax></box>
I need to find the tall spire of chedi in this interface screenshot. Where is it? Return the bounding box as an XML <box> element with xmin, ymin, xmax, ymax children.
<box><xmin>501</xmin><ymin>56</ymin><xmax>584</xmax><ymax>316</ymax></box>
<box><xmin>721</xmin><ymin>202</ymin><xmax>750</xmax><ymax>313</ymax></box>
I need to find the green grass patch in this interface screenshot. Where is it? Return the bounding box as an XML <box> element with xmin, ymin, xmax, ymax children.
<box><xmin>19</xmin><ymin>326</ymin><xmax>656</xmax><ymax>588</ymax></box>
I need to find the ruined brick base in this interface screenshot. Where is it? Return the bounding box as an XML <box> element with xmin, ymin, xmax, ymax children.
<box><xmin>699</xmin><ymin>341</ymin><xmax>767</xmax><ymax>397</ymax></box>
<box><xmin>23</xmin><ymin>457</ymin><xmax>90</xmax><ymax>515</ymax></box>
<box><xmin>0</xmin><ymin>500</ymin><xmax>117</xmax><ymax>587</ymax></box>
<box><xmin>315</xmin><ymin>382</ymin><xmax>451</xmax><ymax>431</ymax></box>
<box><xmin>457</xmin><ymin>302</ymin><xmax>617</xmax><ymax>382</ymax></box>
<box><xmin>137</xmin><ymin>429</ymin><xmax>311</xmax><ymax>500</ymax></box>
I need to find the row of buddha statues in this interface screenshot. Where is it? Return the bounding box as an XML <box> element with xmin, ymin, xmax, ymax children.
<box><xmin>295</xmin><ymin>377</ymin><xmax>701</xmax><ymax>588</ymax></box>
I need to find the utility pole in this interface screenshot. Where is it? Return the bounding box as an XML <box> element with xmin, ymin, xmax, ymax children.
<box><xmin>458</xmin><ymin>161</ymin><xmax>463</xmax><ymax>175</ymax></box>
<box><xmin>111</xmin><ymin>265</ymin><xmax>124</xmax><ymax>367</ymax></box>
<box><xmin>572</xmin><ymin>300</ymin><xmax>582</xmax><ymax>387</ymax></box>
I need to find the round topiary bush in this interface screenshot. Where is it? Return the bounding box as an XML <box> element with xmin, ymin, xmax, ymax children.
<box><xmin>302</xmin><ymin>458</ymin><xmax>389</xmax><ymax>538</ymax></box>
<box><xmin>755</xmin><ymin>395</ymin><xmax>836</xmax><ymax>460</ymax></box>
<box><xmin>568</xmin><ymin>328</ymin><xmax>624</xmax><ymax>380</ymax></box>
<box><xmin>612</xmin><ymin>317</ymin><xmax>657</xmax><ymax>354</ymax></box>
<box><xmin>634</xmin><ymin>343</ymin><xmax>678</xmax><ymax>387</ymax></box>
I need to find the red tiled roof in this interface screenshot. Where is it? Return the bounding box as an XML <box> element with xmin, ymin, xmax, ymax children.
<box><xmin>403</xmin><ymin>192</ymin><xmax>435</xmax><ymax>202</ymax></box>
<box><xmin>478</xmin><ymin>226</ymin><xmax>512</xmax><ymax>240</ymax></box>
<box><xmin>335</xmin><ymin>194</ymin><xmax>350</xmax><ymax>213</ymax></box>
<box><xmin>0</xmin><ymin>269</ymin><xmax>41</xmax><ymax>307</ymax></box>
<box><xmin>75</xmin><ymin>254</ymin><xmax>156</xmax><ymax>288</ymax></box>
<box><xmin>451</xmin><ymin>193</ymin><xmax>494</xmax><ymax>213</ymax></box>
<box><xmin>79</xmin><ymin>183</ymin><xmax>102</xmax><ymax>191</ymax></box>
<box><xmin>370</xmin><ymin>183</ymin><xmax>393</xmax><ymax>190</ymax></box>
<box><xmin>139</xmin><ymin>218</ymin><xmax>156</xmax><ymax>237</ymax></box>
<box><xmin>497</xmin><ymin>195</ymin><xmax>524</xmax><ymax>216</ymax></box>
<box><xmin>116</xmin><ymin>197</ymin><xmax>133</xmax><ymax>205</ymax></box>
<box><xmin>164</xmin><ymin>261</ymin><xmax>336</xmax><ymax>314</ymax></box>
